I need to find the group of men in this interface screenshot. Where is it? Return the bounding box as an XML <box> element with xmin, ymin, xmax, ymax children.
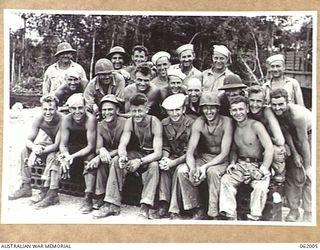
<box><xmin>9</xmin><ymin>42</ymin><xmax>312</xmax><ymax>222</ymax></box>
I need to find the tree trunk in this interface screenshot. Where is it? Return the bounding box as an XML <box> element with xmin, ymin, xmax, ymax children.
<box><xmin>90</xmin><ymin>27</ymin><xmax>96</xmax><ymax>80</ymax></box>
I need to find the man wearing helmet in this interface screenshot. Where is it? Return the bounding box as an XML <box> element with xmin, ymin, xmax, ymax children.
<box><xmin>169</xmin><ymin>91</ymin><xmax>233</xmax><ymax>220</ymax></box>
<box><xmin>84</xmin><ymin>58</ymin><xmax>125</xmax><ymax>119</ymax></box>
<box><xmin>43</xmin><ymin>42</ymin><xmax>88</xmax><ymax>95</ymax></box>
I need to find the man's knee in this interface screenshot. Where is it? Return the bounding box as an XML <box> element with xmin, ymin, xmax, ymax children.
<box><xmin>176</xmin><ymin>164</ymin><xmax>188</xmax><ymax>178</ymax></box>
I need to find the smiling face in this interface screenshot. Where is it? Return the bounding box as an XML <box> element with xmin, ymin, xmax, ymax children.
<box><xmin>42</xmin><ymin>101</ymin><xmax>57</xmax><ymax>123</ymax></box>
<box><xmin>58</xmin><ymin>52</ymin><xmax>73</xmax><ymax>64</ymax></box>
<box><xmin>230</xmin><ymin>101</ymin><xmax>248</xmax><ymax>123</ymax></box>
<box><xmin>179</xmin><ymin>50</ymin><xmax>195</xmax><ymax>68</ymax></box>
<box><xmin>187</xmin><ymin>80</ymin><xmax>202</xmax><ymax>103</ymax></box>
<box><xmin>66</xmin><ymin>76</ymin><xmax>81</xmax><ymax>91</ymax></box>
<box><xmin>135</xmin><ymin>71</ymin><xmax>151</xmax><ymax>92</ymax></box>
<box><xmin>111</xmin><ymin>53</ymin><xmax>124</xmax><ymax>70</ymax></box>
<box><xmin>271</xmin><ymin>96</ymin><xmax>289</xmax><ymax>116</ymax></box>
<box><xmin>225</xmin><ymin>88</ymin><xmax>243</xmax><ymax>101</ymax></box>
<box><xmin>268</xmin><ymin>60</ymin><xmax>285</xmax><ymax>79</ymax></box>
<box><xmin>69</xmin><ymin>99</ymin><xmax>86</xmax><ymax>123</ymax></box>
<box><xmin>169</xmin><ymin>75</ymin><xmax>183</xmax><ymax>94</ymax></box>
<box><xmin>212</xmin><ymin>51</ymin><xmax>228</xmax><ymax>71</ymax></box>
<box><xmin>130</xmin><ymin>104</ymin><xmax>148</xmax><ymax>124</ymax></box>
<box><xmin>132</xmin><ymin>50</ymin><xmax>147</xmax><ymax>66</ymax></box>
<box><xmin>101</xmin><ymin>102</ymin><xmax>118</xmax><ymax>123</ymax></box>
<box><xmin>166</xmin><ymin>106</ymin><xmax>185</xmax><ymax>122</ymax></box>
<box><xmin>155</xmin><ymin>57</ymin><xmax>170</xmax><ymax>77</ymax></box>
<box><xmin>248</xmin><ymin>92</ymin><xmax>265</xmax><ymax>114</ymax></box>
<box><xmin>98</xmin><ymin>72</ymin><xmax>112</xmax><ymax>85</ymax></box>
<box><xmin>202</xmin><ymin>105</ymin><xmax>219</xmax><ymax>122</ymax></box>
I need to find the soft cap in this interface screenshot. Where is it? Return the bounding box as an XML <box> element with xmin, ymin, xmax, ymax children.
<box><xmin>266</xmin><ymin>54</ymin><xmax>285</xmax><ymax>65</ymax></box>
<box><xmin>176</xmin><ymin>44</ymin><xmax>194</xmax><ymax>55</ymax></box>
<box><xmin>167</xmin><ymin>69</ymin><xmax>186</xmax><ymax>81</ymax></box>
<box><xmin>66</xmin><ymin>93</ymin><xmax>84</xmax><ymax>107</ymax></box>
<box><xmin>162</xmin><ymin>93</ymin><xmax>186</xmax><ymax>110</ymax></box>
<box><xmin>151</xmin><ymin>51</ymin><xmax>171</xmax><ymax>65</ymax></box>
<box><xmin>213</xmin><ymin>45</ymin><xmax>231</xmax><ymax>58</ymax></box>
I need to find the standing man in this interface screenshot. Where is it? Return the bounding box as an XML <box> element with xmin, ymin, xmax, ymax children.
<box><xmin>84</xmin><ymin>58</ymin><xmax>125</xmax><ymax>118</ymax></box>
<box><xmin>264</xmin><ymin>54</ymin><xmax>304</xmax><ymax>106</ymax></box>
<box><xmin>150</xmin><ymin>94</ymin><xmax>194</xmax><ymax>219</ymax></box>
<box><xmin>151</xmin><ymin>51</ymin><xmax>171</xmax><ymax>89</ymax></box>
<box><xmin>218</xmin><ymin>74</ymin><xmax>247</xmax><ymax>116</ymax></box>
<box><xmin>171</xmin><ymin>44</ymin><xmax>202</xmax><ymax>84</ymax></box>
<box><xmin>169</xmin><ymin>91</ymin><xmax>233</xmax><ymax>219</ymax></box>
<box><xmin>247</xmin><ymin>85</ymin><xmax>286</xmax><ymax>181</ymax></box>
<box><xmin>124</xmin><ymin>64</ymin><xmax>162</xmax><ymax>119</ymax></box>
<box><xmin>93</xmin><ymin>93</ymin><xmax>162</xmax><ymax>219</ymax></box>
<box><xmin>219</xmin><ymin>96</ymin><xmax>274</xmax><ymax>221</ymax></box>
<box><xmin>43</xmin><ymin>42</ymin><xmax>88</xmax><ymax>95</ymax></box>
<box><xmin>185</xmin><ymin>78</ymin><xmax>203</xmax><ymax>119</ymax></box>
<box><xmin>270</xmin><ymin>88</ymin><xmax>312</xmax><ymax>222</ymax></box>
<box><xmin>202</xmin><ymin>45</ymin><xmax>234</xmax><ymax>92</ymax></box>
<box><xmin>8</xmin><ymin>95</ymin><xmax>63</xmax><ymax>201</ymax></box>
<box><xmin>125</xmin><ymin>45</ymin><xmax>149</xmax><ymax>84</ymax></box>
<box><xmin>106</xmin><ymin>46</ymin><xmax>131</xmax><ymax>83</ymax></box>
<box><xmin>34</xmin><ymin>94</ymin><xmax>97</xmax><ymax>214</ymax></box>
<box><xmin>86</xmin><ymin>94</ymin><xmax>127</xmax><ymax>208</ymax></box>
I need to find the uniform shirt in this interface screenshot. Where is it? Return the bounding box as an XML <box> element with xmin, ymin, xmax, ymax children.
<box><xmin>185</xmin><ymin>98</ymin><xmax>201</xmax><ymax>119</ymax></box>
<box><xmin>162</xmin><ymin>115</ymin><xmax>194</xmax><ymax>157</ymax></box>
<box><xmin>98</xmin><ymin>116</ymin><xmax>127</xmax><ymax>151</ymax></box>
<box><xmin>84</xmin><ymin>73</ymin><xmax>125</xmax><ymax>112</ymax></box>
<box><xmin>43</xmin><ymin>60</ymin><xmax>87</xmax><ymax>95</ymax></box>
<box><xmin>264</xmin><ymin>76</ymin><xmax>304</xmax><ymax>105</ymax></box>
<box><xmin>170</xmin><ymin>64</ymin><xmax>202</xmax><ymax>83</ymax></box>
<box><xmin>201</xmin><ymin>68</ymin><xmax>233</xmax><ymax>92</ymax></box>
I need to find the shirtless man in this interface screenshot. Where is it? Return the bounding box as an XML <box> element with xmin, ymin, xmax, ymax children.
<box><xmin>9</xmin><ymin>95</ymin><xmax>63</xmax><ymax>201</ymax></box>
<box><xmin>169</xmin><ymin>91</ymin><xmax>233</xmax><ymax>219</ymax></box>
<box><xmin>86</xmin><ymin>95</ymin><xmax>127</xmax><ymax>209</ymax></box>
<box><xmin>151</xmin><ymin>51</ymin><xmax>171</xmax><ymax>89</ymax></box>
<box><xmin>124</xmin><ymin>64</ymin><xmax>162</xmax><ymax>119</ymax></box>
<box><xmin>219</xmin><ymin>96</ymin><xmax>274</xmax><ymax>221</ymax></box>
<box><xmin>93</xmin><ymin>93</ymin><xmax>162</xmax><ymax>219</ymax></box>
<box><xmin>150</xmin><ymin>94</ymin><xmax>194</xmax><ymax>219</ymax></box>
<box><xmin>247</xmin><ymin>85</ymin><xmax>286</xmax><ymax>181</ymax></box>
<box><xmin>160</xmin><ymin>69</ymin><xmax>187</xmax><ymax>100</ymax></box>
<box><xmin>34</xmin><ymin>94</ymin><xmax>97</xmax><ymax>214</ymax></box>
<box><xmin>270</xmin><ymin>88</ymin><xmax>312</xmax><ymax>222</ymax></box>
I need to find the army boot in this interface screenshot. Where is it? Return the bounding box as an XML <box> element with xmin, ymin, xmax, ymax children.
<box><xmin>8</xmin><ymin>183</ymin><xmax>32</xmax><ymax>200</ymax></box>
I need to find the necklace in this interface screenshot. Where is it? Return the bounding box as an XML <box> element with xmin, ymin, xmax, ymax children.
<box><xmin>206</xmin><ymin>115</ymin><xmax>221</xmax><ymax>135</ymax></box>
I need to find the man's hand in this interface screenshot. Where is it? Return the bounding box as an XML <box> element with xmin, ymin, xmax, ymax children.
<box><xmin>159</xmin><ymin>157</ymin><xmax>173</xmax><ymax>171</ymax></box>
<box><xmin>32</xmin><ymin>145</ymin><xmax>45</xmax><ymax>156</ymax></box>
<box><xmin>293</xmin><ymin>154</ymin><xmax>304</xmax><ymax>169</ymax></box>
<box><xmin>198</xmin><ymin>167</ymin><xmax>207</xmax><ymax>182</ymax></box>
<box><xmin>118</xmin><ymin>155</ymin><xmax>128</xmax><ymax>169</ymax></box>
<box><xmin>93</xmin><ymin>104</ymin><xmax>101</xmax><ymax>120</ymax></box>
<box><xmin>86</xmin><ymin>157</ymin><xmax>100</xmax><ymax>170</ymax></box>
<box><xmin>305</xmin><ymin>166</ymin><xmax>312</xmax><ymax>181</ymax></box>
<box><xmin>250</xmin><ymin>169</ymin><xmax>264</xmax><ymax>180</ymax></box>
<box><xmin>226</xmin><ymin>163</ymin><xmax>237</xmax><ymax>175</ymax></box>
<box><xmin>59</xmin><ymin>157</ymin><xmax>71</xmax><ymax>179</ymax></box>
<box><xmin>189</xmin><ymin>167</ymin><xmax>202</xmax><ymax>186</ymax></box>
<box><xmin>99</xmin><ymin>148</ymin><xmax>112</xmax><ymax>165</ymax></box>
<box><xmin>126</xmin><ymin>158</ymin><xmax>141</xmax><ymax>173</ymax></box>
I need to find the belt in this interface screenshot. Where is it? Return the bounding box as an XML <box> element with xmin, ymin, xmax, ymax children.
<box><xmin>238</xmin><ymin>156</ymin><xmax>262</xmax><ymax>163</ymax></box>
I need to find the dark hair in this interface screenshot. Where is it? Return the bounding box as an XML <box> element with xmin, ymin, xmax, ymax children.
<box><xmin>132</xmin><ymin>45</ymin><xmax>148</xmax><ymax>56</ymax></box>
<box><xmin>248</xmin><ymin>85</ymin><xmax>266</xmax><ymax>98</ymax></box>
<box><xmin>134</xmin><ymin>63</ymin><xmax>152</xmax><ymax>77</ymax></box>
<box><xmin>270</xmin><ymin>88</ymin><xmax>289</xmax><ymax>102</ymax></box>
<box><xmin>229</xmin><ymin>95</ymin><xmax>248</xmax><ymax>106</ymax></box>
<box><xmin>129</xmin><ymin>93</ymin><xmax>148</xmax><ymax>106</ymax></box>
<box><xmin>40</xmin><ymin>94</ymin><xmax>59</xmax><ymax>107</ymax></box>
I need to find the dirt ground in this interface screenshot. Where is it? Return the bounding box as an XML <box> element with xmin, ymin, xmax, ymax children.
<box><xmin>3</xmin><ymin>107</ymin><xmax>306</xmax><ymax>225</ymax></box>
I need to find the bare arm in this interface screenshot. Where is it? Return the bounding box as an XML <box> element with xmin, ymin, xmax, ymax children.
<box><xmin>294</xmin><ymin>117</ymin><xmax>311</xmax><ymax>168</ymax></box>
<box><xmin>200</xmin><ymin>117</ymin><xmax>233</xmax><ymax>170</ymax></box>
<box><xmin>42</xmin><ymin>69</ymin><xmax>51</xmax><ymax>95</ymax></box>
<box><xmin>59</xmin><ymin>116</ymin><xmax>71</xmax><ymax>153</ymax></box>
<box><xmin>25</xmin><ymin>116</ymin><xmax>42</xmax><ymax>150</ymax></box>
<box><xmin>118</xmin><ymin>118</ymin><xmax>132</xmax><ymax>157</ymax></box>
<box><xmin>293</xmin><ymin>79</ymin><xmax>305</xmax><ymax>106</ymax></box>
<box><xmin>264</xmin><ymin>108</ymin><xmax>285</xmax><ymax>146</ymax></box>
<box><xmin>186</xmin><ymin>119</ymin><xmax>202</xmax><ymax>171</ymax></box>
<box><xmin>70</xmin><ymin>115</ymin><xmax>97</xmax><ymax>160</ymax></box>
<box><xmin>140</xmin><ymin>117</ymin><xmax>163</xmax><ymax>164</ymax></box>
<box><xmin>42</xmin><ymin>129</ymin><xmax>61</xmax><ymax>154</ymax></box>
<box><xmin>253</xmin><ymin>121</ymin><xmax>274</xmax><ymax>169</ymax></box>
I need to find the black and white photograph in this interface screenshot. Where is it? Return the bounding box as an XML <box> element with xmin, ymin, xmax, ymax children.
<box><xmin>2</xmin><ymin>9</ymin><xmax>316</xmax><ymax>225</ymax></box>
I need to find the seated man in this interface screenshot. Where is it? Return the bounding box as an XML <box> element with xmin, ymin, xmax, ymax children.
<box><xmin>9</xmin><ymin>95</ymin><xmax>63</xmax><ymax>201</ymax></box>
<box><xmin>54</xmin><ymin>67</ymin><xmax>84</xmax><ymax>108</ymax></box>
<box><xmin>93</xmin><ymin>93</ymin><xmax>162</xmax><ymax>219</ymax></box>
<box><xmin>219</xmin><ymin>96</ymin><xmax>274</xmax><ymax>221</ymax></box>
<box><xmin>34</xmin><ymin>94</ymin><xmax>97</xmax><ymax>214</ymax></box>
<box><xmin>86</xmin><ymin>94</ymin><xmax>127</xmax><ymax>209</ymax></box>
<box><xmin>124</xmin><ymin>64</ymin><xmax>162</xmax><ymax>119</ymax></box>
<box><xmin>247</xmin><ymin>85</ymin><xmax>286</xmax><ymax>181</ymax></box>
<box><xmin>169</xmin><ymin>91</ymin><xmax>233</xmax><ymax>220</ymax></box>
<box><xmin>270</xmin><ymin>88</ymin><xmax>312</xmax><ymax>222</ymax></box>
<box><xmin>150</xmin><ymin>93</ymin><xmax>194</xmax><ymax>219</ymax></box>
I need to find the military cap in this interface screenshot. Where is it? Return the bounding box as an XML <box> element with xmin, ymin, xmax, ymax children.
<box><xmin>151</xmin><ymin>51</ymin><xmax>171</xmax><ymax>65</ymax></box>
<box><xmin>55</xmin><ymin>42</ymin><xmax>76</xmax><ymax>56</ymax></box>
<box><xmin>100</xmin><ymin>94</ymin><xmax>121</xmax><ymax>107</ymax></box>
<box><xmin>266</xmin><ymin>54</ymin><xmax>285</xmax><ymax>65</ymax></box>
<box><xmin>167</xmin><ymin>69</ymin><xmax>186</xmax><ymax>81</ymax></box>
<box><xmin>162</xmin><ymin>93</ymin><xmax>186</xmax><ymax>110</ymax></box>
<box><xmin>176</xmin><ymin>44</ymin><xmax>194</xmax><ymax>55</ymax></box>
<box><xmin>218</xmin><ymin>74</ymin><xmax>247</xmax><ymax>90</ymax></box>
<box><xmin>199</xmin><ymin>91</ymin><xmax>220</xmax><ymax>106</ymax></box>
<box><xmin>213</xmin><ymin>45</ymin><xmax>231</xmax><ymax>58</ymax></box>
<box><xmin>106</xmin><ymin>46</ymin><xmax>129</xmax><ymax>61</ymax></box>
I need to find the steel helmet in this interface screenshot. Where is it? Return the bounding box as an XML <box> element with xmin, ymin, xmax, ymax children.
<box><xmin>199</xmin><ymin>91</ymin><xmax>220</xmax><ymax>106</ymax></box>
<box><xmin>95</xmin><ymin>58</ymin><xmax>114</xmax><ymax>75</ymax></box>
